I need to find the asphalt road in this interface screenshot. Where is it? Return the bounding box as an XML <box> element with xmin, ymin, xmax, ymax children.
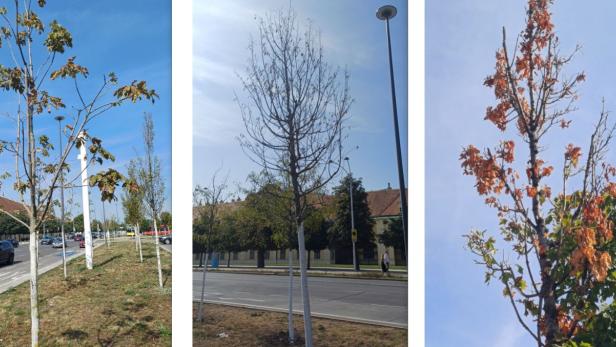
<box><xmin>194</xmin><ymin>271</ymin><xmax>407</xmax><ymax>327</ymax></box>
<box><xmin>0</xmin><ymin>239</ymin><xmax>102</xmax><ymax>294</ymax></box>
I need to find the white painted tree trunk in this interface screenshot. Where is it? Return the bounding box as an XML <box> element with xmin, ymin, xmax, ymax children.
<box><xmin>288</xmin><ymin>248</ymin><xmax>294</xmax><ymax>344</ymax></box>
<box><xmin>78</xmin><ymin>134</ymin><xmax>93</xmax><ymax>269</ymax></box>
<box><xmin>153</xmin><ymin>217</ymin><xmax>163</xmax><ymax>288</ymax></box>
<box><xmin>136</xmin><ymin>224</ymin><xmax>143</xmax><ymax>263</ymax></box>
<box><xmin>296</xmin><ymin>221</ymin><xmax>313</xmax><ymax>346</ymax></box>
<box><xmin>29</xmin><ymin>229</ymin><xmax>39</xmax><ymax>346</ymax></box>
<box><xmin>197</xmin><ymin>251</ymin><xmax>209</xmax><ymax>321</ymax></box>
<box><xmin>61</xmin><ymin>230</ymin><xmax>67</xmax><ymax>279</ymax></box>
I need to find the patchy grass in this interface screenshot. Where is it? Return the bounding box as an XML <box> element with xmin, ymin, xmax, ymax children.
<box><xmin>0</xmin><ymin>242</ymin><xmax>171</xmax><ymax>346</ymax></box>
<box><xmin>193</xmin><ymin>303</ymin><xmax>407</xmax><ymax>347</ymax></box>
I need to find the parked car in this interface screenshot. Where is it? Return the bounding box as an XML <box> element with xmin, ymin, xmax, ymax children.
<box><xmin>8</xmin><ymin>239</ymin><xmax>18</xmax><ymax>247</ymax></box>
<box><xmin>126</xmin><ymin>230</ymin><xmax>135</xmax><ymax>237</ymax></box>
<box><xmin>159</xmin><ymin>235</ymin><xmax>172</xmax><ymax>245</ymax></box>
<box><xmin>40</xmin><ymin>236</ymin><xmax>53</xmax><ymax>245</ymax></box>
<box><xmin>51</xmin><ymin>238</ymin><xmax>66</xmax><ymax>248</ymax></box>
<box><xmin>0</xmin><ymin>240</ymin><xmax>15</xmax><ymax>265</ymax></box>
<box><xmin>74</xmin><ymin>234</ymin><xmax>83</xmax><ymax>242</ymax></box>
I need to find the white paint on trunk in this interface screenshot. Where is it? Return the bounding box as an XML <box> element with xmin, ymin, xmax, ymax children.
<box><xmin>78</xmin><ymin>132</ymin><xmax>93</xmax><ymax>270</ymax></box>
<box><xmin>288</xmin><ymin>248</ymin><xmax>294</xmax><ymax>344</ymax></box>
<box><xmin>29</xmin><ymin>230</ymin><xmax>39</xmax><ymax>346</ymax></box>
<box><xmin>153</xmin><ymin>218</ymin><xmax>163</xmax><ymax>288</ymax></box>
<box><xmin>297</xmin><ymin>221</ymin><xmax>313</xmax><ymax>346</ymax></box>
<box><xmin>197</xmin><ymin>251</ymin><xmax>209</xmax><ymax>321</ymax></box>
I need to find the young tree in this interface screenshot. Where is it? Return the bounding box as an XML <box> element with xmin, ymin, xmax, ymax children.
<box><xmin>193</xmin><ymin>171</ymin><xmax>229</xmax><ymax>322</ymax></box>
<box><xmin>238</xmin><ymin>9</ymin><xmax>351</xmax><ymax>345</ymax></box>
<box><xmin>122</xmin><ymin>159</ymin><xmax>144</xmax><ymax>262</ymax></box>
<box><xmin>329</xmin><ymin>175</ymin><xmax>375</xmax><ymax>267</ymax></box>
<box><xmin>460</xmin><ymin>1</ymin><xmax>616</xmax><ymax>345</ymax></box>
<box><xmin>0</xmin><ymin>3</ymin><xmax>156</xmax><ymax>344</ymax></box>
<box><xmin>137</xmin><ymin>113</ymin><xmax>165</xmax><ymax>288</ymax></box>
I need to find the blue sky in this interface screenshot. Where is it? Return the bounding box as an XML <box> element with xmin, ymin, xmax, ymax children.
<box><xmin>193</xmin><ymin>0</ymin><xmax>408</xmax><ymax>197</ymax></box>
<box><xmin>0</xmin><ymin>1</ymin><xmax>171</xmax><ymax>224</ymax></box>
<box><xmin>427</xmin><ymin>1</ymin><xmax>616</xmax><ymax>346</ymax></box>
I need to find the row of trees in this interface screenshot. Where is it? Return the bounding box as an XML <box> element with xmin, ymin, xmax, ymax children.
<box><xmin>193</xmin><ymin>173</ymin><xmax>406</xmax><ymax>268</ymax></box>
<box><xmin>0</xmin><ymin>210</ymin><xmax>171</xmax><ymax>236</ymax></box>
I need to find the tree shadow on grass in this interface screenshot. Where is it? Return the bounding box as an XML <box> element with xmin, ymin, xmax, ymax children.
<box><xmin>94</xmin><ymin>254</ymin><xmax>123</xmax><ymax>269</ymax></box>
<box><xmin>62</xmin><ymin>329</ymin><xmax>89</xmax><ymax>341</ymax></box>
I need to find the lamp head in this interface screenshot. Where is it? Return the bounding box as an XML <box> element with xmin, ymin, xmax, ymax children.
<box><xmin>376</xmin><ymin>5</ymin><xmax>397</xmax><ymax>21</ymax></box>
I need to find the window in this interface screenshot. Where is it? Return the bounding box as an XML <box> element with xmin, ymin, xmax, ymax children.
<box><xmin>314</xmin><ymin>249</ymin><xmax>320</xmax><ymax>260</ymax></box>
<box><xmin>249</xmin><ymin>250</ymin><xmax>255</xmax><ymax>260</ymax></box>
<box><xmin>280</xmin><ymin>249</ymin><xmax>286</xmax><ymax>260</ymax></box>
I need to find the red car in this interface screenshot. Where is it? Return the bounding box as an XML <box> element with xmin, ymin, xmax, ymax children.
<box><xmin>79</xmin><ymin>240</ymin><xmax>85</xmax><ymax>248</ymax></box>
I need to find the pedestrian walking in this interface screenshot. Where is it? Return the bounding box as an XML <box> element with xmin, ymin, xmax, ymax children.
<box><xmin>381</xmin><ymin>251</ymin><xmax>390</xmax><ymax>275</ymax></box>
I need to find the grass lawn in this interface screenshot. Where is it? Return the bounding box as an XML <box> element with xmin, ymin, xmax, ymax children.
<box><xmin>193</xmin><ymin>303</ymin><xmax>407</xmax><ymax>347</ymax></box>
<box><xmin>0</xmin><ymin>242</ymin><xmax>171</xmax><ymax>346</ymax></box>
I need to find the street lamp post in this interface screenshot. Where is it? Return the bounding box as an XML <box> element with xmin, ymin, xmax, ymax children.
<box><xmin>376</xmin><ymin>4</ymin><xmax>408</xmax><ymax>261</ymax></box>
<box><xmin>344</xmin><ymin>157</ymin><xmax>359</xmax><ymax>271</ymax></box>
<box><xmin>55</xmin><ymin>115</ymin><xmax>67</xmax><ymax>279</ymax></box>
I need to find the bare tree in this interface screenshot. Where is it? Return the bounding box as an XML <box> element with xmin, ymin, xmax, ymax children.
<box><xmin>193</xmin><ymin>170</ymin><xmax>229</xmax><ymax>322</ymax></box>
<box><xmin>237</xmin><ymin>8</ymin><xmax>351</xmax><ymax>345</ymax></box>
<box><xmin>137</xmin><ymin>113</ymin><xmax>165</xmax><ymax>288</ymax></box>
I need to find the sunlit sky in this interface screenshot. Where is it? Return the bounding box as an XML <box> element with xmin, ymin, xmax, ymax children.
<box><xmin>0</xmin><ymin>1</ymin><xmax>171</xmax><ymax>223</ymax></box>
<box><xmin>193</xmin><ymin>0</ymin><xmax>408</xmax><ymax>197</ymax></box>
<box><xmin>427</xmin><ymin>1</ymin><xmax>616</xmax><ymax>346</ymax></box>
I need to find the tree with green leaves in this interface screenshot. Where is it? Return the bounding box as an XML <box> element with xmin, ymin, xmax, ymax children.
<box><xmin>137</xmin><ymin>113</ymin><xmax>165</xmax><ymax>289</ymax></box>
<box><xmin>0</xmin><ymin>2</ymin><xmax>156</xmax><ymax>344</ymax></box>
<box><xmin>460</xmin><ymin>1</ymin><xmax>616</xmax><ymax>345</ymax></box>
<box><xmin>122</xmin><ymin>159</ymin><xmax>144</xmax><ymax>262</ymax></box>
<box><xmin>304</xmin><ymin>207</ymin><xmax>331</xmax><ymax>269</ymax></box>
<box><xmin>379</xmin><ymin>217</ymin><xmax>406</xmax><ymax>264</ymax></box>
<box><xmin>160</xmin><ymin>211</ymin><xmax>172</xmax><ymax>229</ymax></box>
<box><xmin>214</xmin><ymin>210</ymin><xmax>243</xmax><ymax>267</ymax></box>
<box><xmin>330</xmin><ymin>175</ymin><xmax>375</xmax><ymax>267</ymax></box>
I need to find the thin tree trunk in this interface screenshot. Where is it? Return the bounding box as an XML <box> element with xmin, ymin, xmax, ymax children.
<box><xmin>137</xmin><ymin>224</ymin><xmax>143</xmax><ymax>263</ymax></box>
<box><xmin>61</xmin><ymin>224</ymin><xmax>67</xmax><ymax>279</ymax></box>
<box><xmin>307</xmin><ymin>250</ymin><xmax>311</xmax><ymax>270</ymax></box>
<box><xmin>288</xmin><ymin>248</ymin><xmax>295</xmax><ymax>344</ymax></box>
<box><xmin>29</xmin><ymin>228</ymin><xmax>39</xmax><ymax>346</ymax></box>
<box><xmin>296</xmin><ymin>221</ymin><xmax>313</xmax><ymax>346</ymax></box>
<box><xmin>197</xmin><ymin>251</ymin><xmax>209</xmax><ymax>321</ymax></box>
<box><xmin>153</xmin><ymin>217</ymin><xmax>163</xmax><ymax>288</ymax></box>
<box><xmin>227</xmin><ymin>251</ymin><xmax>231</xmax><ymax>268</ymax></box>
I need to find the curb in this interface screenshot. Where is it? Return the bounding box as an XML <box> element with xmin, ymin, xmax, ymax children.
<box><xmin>192</xmin><ymin>267</ymin><xmax>407</xmax><ymax>281</ymax></box>
<box><xmin>195</xmin><ymin>300</ymin><xmax>407</xmax><ymax>329</ymax></box>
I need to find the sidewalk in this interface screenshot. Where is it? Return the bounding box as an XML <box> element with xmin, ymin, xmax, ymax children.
<box><xmin>192</xmin><ymin>264</ymin><xmax>407</xmax><ymax>281</ymax></box>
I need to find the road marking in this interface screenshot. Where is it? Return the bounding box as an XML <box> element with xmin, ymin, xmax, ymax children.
<box><xmin>239</xmin><ymin>298</ymin><xmax>265</xmax><ymax>302</ymax></box>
